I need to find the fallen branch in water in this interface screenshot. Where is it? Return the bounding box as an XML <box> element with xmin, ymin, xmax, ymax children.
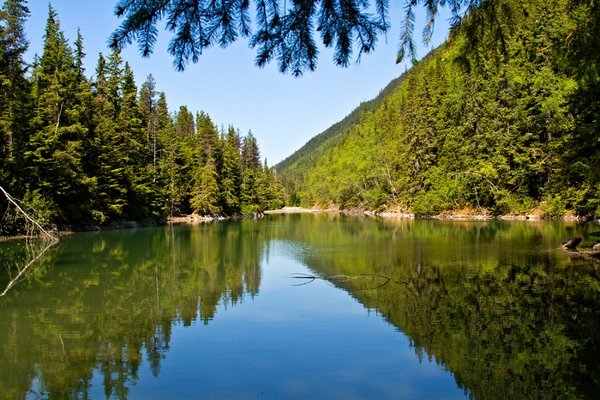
<box><xmin>0</xmin><ymin>186</ymin><xmax>59</xmax><ymax>297</ymax></box>
<box><xmin>290</xmin><ymin>273</ymin><xmax>392</xmax><ymax>290</ymax></box>
<box><xmin>0</xmin><ymin>240</ymin><xmax>55</xmax><ymax>297</ymax></box>
<box><xmin>0</xmin><ymin>186</ymin><xmax>58</xmax><ymax>243</ymax></box>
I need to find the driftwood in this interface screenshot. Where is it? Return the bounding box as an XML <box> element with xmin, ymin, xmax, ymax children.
<box><xmin>0</xmin><ymin>186</ymin><xmax>58</xmax><ymax>242</ymax></box>
<box><xmin>0</xmin><ymin>186</ymin><xmax>59</xmax><ymax>297</ymax></box>
<box><xmin>290</xmin><ymin>273</ymin><xmax>392</xmax><ymax>290</ymax></box>
<box><xmin>0</xmin><ymin>240</ymin><xmax>55</xmax><ymax>297</ymax></box>
<box><xmin>561</xmin><ymin>237</ymin><xmax>582</xmax><ymax>250</ymax></box>
<box><xmin>559</xmin><ymin>236</ymin><xmax>600</xmax><ymax>261</ymax></box>
<box><xmin>562</xmin><ymin>249</ymin><xmax>600</xmax><ymax>260</ymax></box>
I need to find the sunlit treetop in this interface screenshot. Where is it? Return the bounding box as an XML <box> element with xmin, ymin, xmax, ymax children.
<box><xmin>109</xmin><ymin>0</ymin><xmax>483</xmax><ymax>76</ymax></box>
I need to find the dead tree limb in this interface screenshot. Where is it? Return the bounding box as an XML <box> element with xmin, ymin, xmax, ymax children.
<box><xmin>0</xmin><ymin>186</ymin><xmax>58</xmax><ymax>242</ymax></box>
<box><xmin>0</xmin><ymin>240</ymin><xmax>55</xmax><ymax>297</ymax></box>
<box><xmin>290</xmin><ymin>273</ymin><xmax>392</xmax><ymax>290</ymax></box>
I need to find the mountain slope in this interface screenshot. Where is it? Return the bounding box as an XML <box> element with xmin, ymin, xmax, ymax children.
<box><xmin>274</xmin><ymin>72</ymin><xmax>409</xmax><ymax>204</ymax></box>
<box><xmin>276</xmin><ymin>0</ymin><xmax>600</xmax><ymax>217</ymax></box>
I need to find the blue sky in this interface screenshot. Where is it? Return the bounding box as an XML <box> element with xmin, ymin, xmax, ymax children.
<box><xmin>24</xmin><ymin>1</ymin><xmax>451</xmax><ymax>164</ymax></box>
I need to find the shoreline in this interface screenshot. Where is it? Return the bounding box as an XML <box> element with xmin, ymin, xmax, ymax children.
<box><xmin>2</xmin><ymin>209</ymin><xmax>596</xmax><ymax>242</ymax></box>
<box><xmin>264</xmin><ymin>207</ymin><xmax>338</xmax><ymax>215</ymax></box>
<box><xmin>265</xmin><ymin>207</ymin><xmax>594</xmax><ymax>223</ymax></box>
<box><xmin>168</xmin><ymin>214</ymin><xmax>225</xmax><ymax>224</ymax></box>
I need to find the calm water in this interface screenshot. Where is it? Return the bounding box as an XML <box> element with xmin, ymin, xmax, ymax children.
<box><xmin>1</xmin><ymin>214</ymin><xmax>599</xmax><ymax>399</ymax></box>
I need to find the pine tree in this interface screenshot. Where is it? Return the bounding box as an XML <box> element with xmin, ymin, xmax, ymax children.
<box><xmin>196</xmin><ymin>111</ymin><xmax>218</xmax><ymax>165</ymax></box>
<box><xmin>139</xmin><ymin>74</ymin><xmax>158</xmax><ymax>168</ymax></box>
<box><xmin>190</xmin><ymin>154</ymin><xmax>220</xmax><ymax>215</ymax></box>
<box><xmin>25</xmin><ymin>5</ymin><xmax>88</xmax><ymax>222</ymax></box>
<box><xmin>157</xmin><ymin>93</ymin><xmax>187</xmax><ymax>217</ymax></box>
<box><xmin>240</xmin><ymin>131</ymin><xmax>260</xmax><ymax>172</ymax></box>
<box><xmin>120</xmin><ymin>62</ymin><xmax>159</xmax><ymax>219</ymax></box>
<box><xmin>69</xmin><ymin>29</ymin><xmax>95</xmax><ymax>219</ymax></box>
<box><xmin>174</xmin><ymin>105</ymin><xmax>194</xmax><ymax>139</ymax></box>
<box><xmin>106</xmin><ymin>47</ymin><xmax>124</xmax><ymax>112</ymax></box>
<box><xmin>0</xmin><ymin>0</ymin><xmax>30</xmax><ymax>185</ymax></box>
<box><xmin>239</xmin><ymin>132</ymin><xmax>262</xmax><ymax>213</ymax></box>
<box><xmin>261</xmin><ymin>158</ymin><xmax>285</xmax><ymax>210</ymax></box>
<box><xmin>155</xmin><ymin>92</ymin><xmax>172</xmax><ymax>135</ymax></box>
<box><xmin>92</xmin><ymin>51</ymin><xmax>126</xmax><ymax>222</ymax></box>
<box><xmin>219</xmin><ymin>126</ymin><xmax>242</xmax><ymax>214</ymax></box>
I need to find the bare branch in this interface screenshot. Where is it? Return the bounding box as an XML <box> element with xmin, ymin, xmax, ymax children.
<box><xmin>0</xmin><ymin>186</ymin><xmax>58</xmax><ymax>242</ymax></box>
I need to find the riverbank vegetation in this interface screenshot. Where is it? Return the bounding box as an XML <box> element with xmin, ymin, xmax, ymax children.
<box><xmin>0</xmin><ymin>2</ymin><xmax>284</xmax><ymax>235</ymax></box>
<box><xmin>276</xmin><ymin>0</ymin><xmax>600</xmax><ymax>219</ymax></box>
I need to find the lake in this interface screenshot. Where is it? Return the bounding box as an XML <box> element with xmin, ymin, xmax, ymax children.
<box><xmin>1</xmin><ymin>214</ymin><xmax>599</xmax><ymax>399</ymax></box>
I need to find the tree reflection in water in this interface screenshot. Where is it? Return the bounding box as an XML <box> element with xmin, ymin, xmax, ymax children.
<box><xmin>0</xmin><ymin>215</ymin><xmax>598</xmax><ymax>399</ymax></box>
<box><xmin>0</xmin><ymin>221</ymin><xmax>265</xmax><ymax>399</ymax></box>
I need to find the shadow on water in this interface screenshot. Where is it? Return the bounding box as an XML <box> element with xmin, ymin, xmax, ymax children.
<box><xmin>0</xmin><ymin>214</ymin><xmax>598</xmax><ymax>399</ymax></box>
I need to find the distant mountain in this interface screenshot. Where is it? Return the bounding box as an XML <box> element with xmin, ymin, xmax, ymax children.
<box><xmin>275</xmin><ymin>0</ymin><xmax>600</xmax><ymax>218</ymax></box>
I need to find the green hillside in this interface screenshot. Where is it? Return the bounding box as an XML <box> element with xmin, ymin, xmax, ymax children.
<box><xmin>276</xmin><ymin>0</ymin><xmax>600</xmax><ymax>218</ymax></box>
<box><xmin>274</xmin><ymin>72</ymin><xmax>409</xmax><ymax>204</ymax></box>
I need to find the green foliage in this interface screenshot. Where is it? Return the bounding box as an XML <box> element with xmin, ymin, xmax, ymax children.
<box><xmin>542</xmin><ymin>195</ymin><xmax>567</xmax><ymax>218</ymax></box>
<box><xmin>275</xmin><ymin>73</ymin><xmax>409</xmax><ymax>206</ymax></box>
<box><xmin>278</xmin><ymin>0</ymin><xmax>600</xmax><ymax>218</ymax></box>
<box><xmin>111</xmin><ymin>0</ymin><xmax>390</xmax><ymax>75</ymax></box>
<box><xmin>0</xmin><ymin>0</ymin><xmax>30</xmax><ymax>180</ymax></box>
<box><xmin>22</xmin><ymin>188</ymin><xmax>54</xmax><ymax>226</ymax></box>
<box><xmin>0</xmin><ymin>5</ymin><xmax>285</xmax><ymax>232</ymax></box>
<box><xmin>0</xmin><ymin>188</ymin><xmax>52</xmax><ymax>235</ymax></box>
<box><xmin>219</xmin><ymin>127</ymin><xmax>242</xmax><ymax>214</ymax></box>
<box><xmin>110</xmin><ymin>0</ymin><xmax>501</xmax><ymax>75</ymax></box>
<box><xmin>191</xmin><ymin>155</ymin><xmax>221</xmax><ymax>215</ymax></box>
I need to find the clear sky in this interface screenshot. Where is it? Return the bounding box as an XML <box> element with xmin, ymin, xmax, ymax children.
<box><xmin>24</xmin><ymin>1</ymin><xmax>451</xmax><ymax>164</ymax></box>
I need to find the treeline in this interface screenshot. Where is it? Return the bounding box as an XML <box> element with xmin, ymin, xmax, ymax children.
<box><xmin>0</xmin><ymin>2</ymin><xmax>284</xmax><ymax>234</ymax></box>
<box><xmin>276</xmin><ymin>0</ymin><xmax>600</xmax><ymax>218</ymax></box>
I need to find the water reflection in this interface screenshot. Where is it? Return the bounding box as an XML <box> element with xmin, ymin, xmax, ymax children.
<box><xmin>281</xmin><ymin>215</ymin><xmax>600</xmax><ymax>399</ymax></box>
<box><xmin>0</xmin><ymin>220</ymin><xmax>269</xmax><ymax>399</ymax></box>
<box><xmin>0</xmin><ymin>215</ymin><xmax>598</xmax><ymax>399</ymax></box>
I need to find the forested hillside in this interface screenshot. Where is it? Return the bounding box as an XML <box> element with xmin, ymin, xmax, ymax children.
<box><xmin>276</xmin><ymin>0</ymin><xmax>600</xmax><ymax>218</ymax></box>
<box><xmin>275</xmin><ymin>73</ymin><xmax>409</xmax><ymax>205</ymax></box>
<box><xmin>0</xmin><ymin>3</ymin><xmax>284</xmax><ymax>234</ymax></box>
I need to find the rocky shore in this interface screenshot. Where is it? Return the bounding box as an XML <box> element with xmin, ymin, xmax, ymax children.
<box><xmin>264</xmin><ymin>207</ymin><xmax>590</xmax><ymax>222</ymax></box>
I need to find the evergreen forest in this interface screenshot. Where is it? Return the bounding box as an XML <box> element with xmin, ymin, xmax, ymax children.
<box><xmin>276</xmin><ymin>0</ymin><xmax>600</xmax><ymax>218</ymax></box>
<box><xmin>0</xmin><ymin>2</ymin><xmax>284</xmax><ymax>235</ymax></box>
